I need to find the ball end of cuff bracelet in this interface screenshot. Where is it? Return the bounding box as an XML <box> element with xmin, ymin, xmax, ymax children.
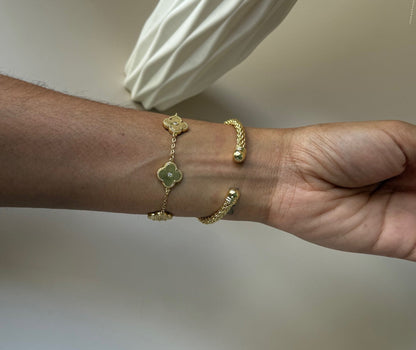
<box><xmin>233</xmin><ymin>147</ymin><xmax>246</xmax><ymax>163</ymax></box>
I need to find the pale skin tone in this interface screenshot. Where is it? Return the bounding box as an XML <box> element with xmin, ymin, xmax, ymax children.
<box><xmin>1</xmin><ymin>74</ymin><xmax>415</xmax><ymax>261</ymax></box>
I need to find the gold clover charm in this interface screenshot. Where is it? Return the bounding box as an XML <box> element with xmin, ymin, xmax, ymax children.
<box><xmin>163</xmin><ymin>113</ymin><xmax>189</xmax><ymax>135</ymax></box>
<box><xmin>157</xmin><ymin>161</ymin><xmax>183</xmax><ymax>188</ymax></box>
<box><xmin>148</xmin><ymin>210</ymin><xmax>173</xmax><ymax>221</ymax></box>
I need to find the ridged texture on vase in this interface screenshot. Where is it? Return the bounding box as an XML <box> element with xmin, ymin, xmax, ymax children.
<box><xmin>124</xmin><ymin>0</ymin><xmax>297</xmax><ymax>110</ymax></box>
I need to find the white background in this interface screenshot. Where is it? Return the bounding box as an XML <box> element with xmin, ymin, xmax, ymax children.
<box><xmin>1</xmin><ymin>1</ymin><xmax>415</xmax><ymax>349</ymax></box>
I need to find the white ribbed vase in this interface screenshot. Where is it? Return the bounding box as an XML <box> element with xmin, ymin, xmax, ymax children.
<box><xmin>124</xmin><ymin>0</ymin><xmax>297</xmax><ymax>110</ymax></box>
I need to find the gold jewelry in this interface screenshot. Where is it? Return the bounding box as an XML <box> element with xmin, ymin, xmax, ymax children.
<box><xmin>224</xmin><ymin>119</ymin><xmax>246</xmax><ymax>163</ymax></box>
<box><xmin>198</xmin><ymin>119</ymin><xmax>246</xmax><ymax>224</ymax></box>
<box><xmin>198</xmin><ymin>188</ymin><xmax>240</xmax><ymax>224</ymax></box>
<box><xmin>148</xmin><ymin>113</ymin><xmax>188</xmax><ymax>221</ymax></box>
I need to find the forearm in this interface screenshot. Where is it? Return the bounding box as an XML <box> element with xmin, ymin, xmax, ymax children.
<box><xmin>0</xmin><ymin>75</ymin><xmax>280</xmax><ymax>221</ymax></box>
<box><xmin>3</xmin><ymin>76</ymin><xmax>414</xmax><ymax>260</ymax></box>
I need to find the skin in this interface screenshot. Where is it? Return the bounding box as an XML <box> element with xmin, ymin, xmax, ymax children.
<box><xmin>1</xmin><ymin>74</ymin><xmax>415</xmax><ymax>261</ymax></box>
<box><xmin>266</xmin><ymin>122</ymin><xmax>416</xmax><ymax>260</ymax></box>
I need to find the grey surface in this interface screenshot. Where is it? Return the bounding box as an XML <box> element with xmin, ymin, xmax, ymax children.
<box><xmin>1</xmin><ymin>1</ymin><xmax>416</xmax><ymax>349</ymax></box>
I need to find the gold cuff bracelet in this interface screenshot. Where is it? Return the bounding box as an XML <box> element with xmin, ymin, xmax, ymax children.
<box><xmin>198</xmin><ymin>118</ymin><xmax>246</xmax><ymax>224</ymax></box>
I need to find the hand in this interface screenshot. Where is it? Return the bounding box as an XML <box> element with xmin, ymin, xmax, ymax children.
<box><xmin>267</xmin><ymin>121</ymin><xmax>416</xmax><ymax>261</ymax></box>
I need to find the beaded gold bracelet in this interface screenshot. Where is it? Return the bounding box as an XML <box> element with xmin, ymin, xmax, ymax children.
<box><xmin>148</xmin><ymin>113</ymin><xmax>188</xmax><ymax>221</ymax></box>
<box><xmin>198</xmin><ymin>118</ymin><xmax>246</xmax><ymax>224</ymax></box>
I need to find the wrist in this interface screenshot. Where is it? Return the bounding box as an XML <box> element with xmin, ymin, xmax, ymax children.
<box><xmin>232</xmin><ymin>127</ymin><xmax>291</xmax><ymax>224</ymax></box>
<box><xmin>166</xmin><ymin>120</ymin><xmax>289</xmax><ymax>224</ymax></box>
<box><xmin>165</xmin><ymin>118</ymin><xmax>238</xmax><ymax>218</ymax></box>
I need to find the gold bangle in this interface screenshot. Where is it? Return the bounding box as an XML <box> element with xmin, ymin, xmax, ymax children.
<box><xmin>148</xmin><ymin>113</ymin><xmax>188</xmax><ymax>221</ymax></box>
<box><xmin>198</xmin><ymin>119</ymin><xmax>246</xmax><ymax>224</ymax></box>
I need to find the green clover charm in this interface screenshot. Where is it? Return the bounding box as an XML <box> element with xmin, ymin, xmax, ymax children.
<box><xmin>163</xmin><ymin>114</ymin><xmax>189</xmax><ymax>135</ymax></box>
<box><xmin>157</xmin><ymin>161</ymin><xmax>183</xmax><ymax>188</ymax></box>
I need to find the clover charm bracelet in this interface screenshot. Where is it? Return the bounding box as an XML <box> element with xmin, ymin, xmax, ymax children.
<box><xmin>148</xmin><ymin>114</ymin><xmax>188</xmax><ymax>221</ymax></box>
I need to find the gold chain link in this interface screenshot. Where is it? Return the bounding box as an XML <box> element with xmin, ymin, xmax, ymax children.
<box><xmin>160</xmin><ymin>187</ymin><xmax>171</xmax><ymax>212</ymax></box>
<box><xmin>169</xmin><ymin>135</ymin><xmax>177</xmax><ymax>161</ymax></box>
